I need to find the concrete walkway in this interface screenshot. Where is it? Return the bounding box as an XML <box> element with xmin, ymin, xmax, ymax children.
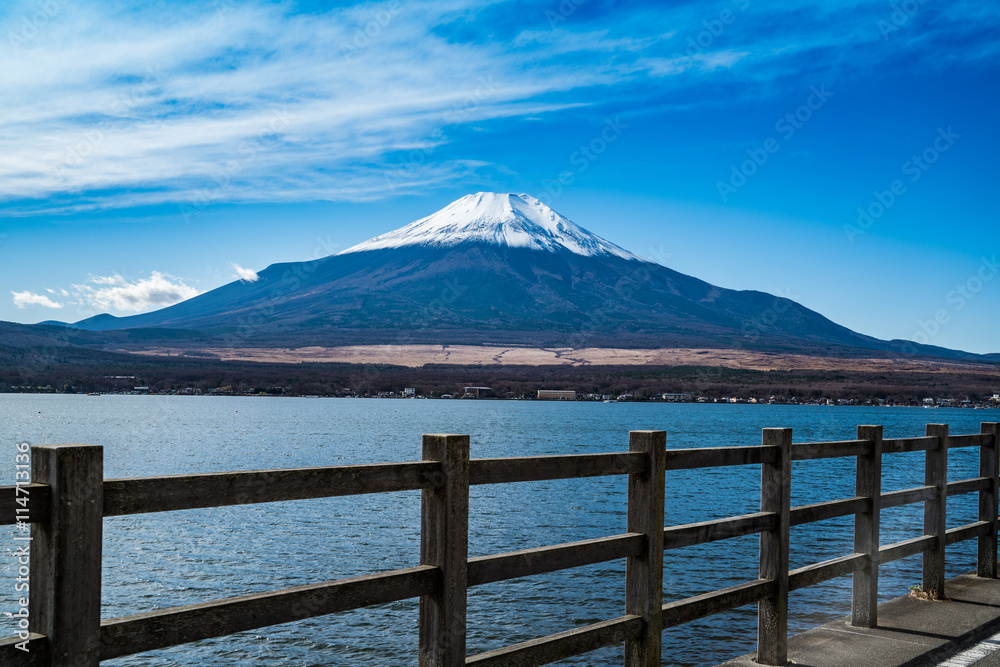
<box><xmin>716</xmin><ymin>574</ymin><xmax>1000</xmax><ymax>667</ymax></box>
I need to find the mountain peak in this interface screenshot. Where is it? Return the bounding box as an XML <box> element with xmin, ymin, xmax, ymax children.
<box><xmin>339</xmin><ymin>192</ymin><xmax>644</xmax><ymax>260</ymax></box>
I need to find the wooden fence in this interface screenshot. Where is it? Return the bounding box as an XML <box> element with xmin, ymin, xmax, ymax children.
<box><xmin>1</xmin><ymin>422</ymin><xmax>998</xmax><ymax>666</ymax></box>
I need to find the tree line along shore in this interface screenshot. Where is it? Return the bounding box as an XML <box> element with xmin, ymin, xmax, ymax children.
<box><xmin>2</xmin><ymin>353</ymin><xmax>997</xmax><ymax>405</ymax></box>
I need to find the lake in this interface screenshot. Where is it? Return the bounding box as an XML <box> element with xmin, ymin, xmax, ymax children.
<box><xmin>1</xmin><ymin>395</ymin><xmax>996</xmax><ymax>666</ymax></box>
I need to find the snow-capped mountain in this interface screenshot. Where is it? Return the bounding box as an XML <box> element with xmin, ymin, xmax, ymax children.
<box><xmin>341</xmin><ymin>192</ymin><xmax>642</xmax><ymax>261</ymax></box>
<box><xmin>45</xmin><ymin>192</ymin><xmax>929</xmax><ymax>357</ymax></box>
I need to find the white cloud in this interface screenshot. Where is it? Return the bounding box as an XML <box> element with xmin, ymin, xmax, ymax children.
<box><xmin>88</xmin><ymin>274</ymin><xmax>127</xmax><ymax>286</ymax></box>
<box><xmin>232</xmin><ymin>263</ymin><xmax>259</xmax><ymax>282</ymax></box>
<box><xmin>0</xmin><ymin>0</ymin><xmax>996</xmax><ymax>213</ymax></box>
<box><xmin>71</xmin><ymin>272</ymin><xmax>201</xmax><ymax>312</ymax></box>
<box><xmin>11</xmin><ymin>291</ymin><xmax>64</xmax><ymax>309</ymax></box>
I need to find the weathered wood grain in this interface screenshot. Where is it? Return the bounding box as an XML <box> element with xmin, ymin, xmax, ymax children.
<box><xmin>467</xmin><ymin>533</ymin><xmax>643</xmax><ymax>587</ymax></box>
<box><xmin>853</xmin><ymin>425</ymin><xmax>882</xmax><ymax>628</ymax></box>
<box><xmin>791</xmin><ymin>553</ymin><xmax>865</xmax><ymax>593</ymax></box>
<box><xmin>0</xmin><ymin>633</ymin><xmax>48</xmax><ymax>666</ymax></box>
<box><xmin>883</xmin><ymin>436</ymin><xmax>936</xmax><ymax>454</ymax></box>
<box><xmin>664</xmin><ymin>512</ymin><xmax>776</xmax><ymax>550</ymax></box>
<box><xmin>757</xmin><ymin>428</ymin><xmax>791</xmax><ymax>666</ymax></box>
<box><xmin>625</xmin><ymin>430</ymin><xmax>665</xmax><ymax>667</ymax></box>
<box><xmin>99</xmin><ymin>566</ymin><xmax>438</xmax><ymax>660</ymax></box>
<box><xmin>948</xmin><ymin>434</ymin><xmax>990</xmax><ymax>449</ymax></box>
<box><xmin>662</xmin><ymin>579</ymin><xmax>774</xmax><ymax>629</ymax></box>
<box><xmin>878</xmin><ymin>535</ymin><xmax>936</xmax><ymax>565</ymax></box>
<box><xmin>881</xmin><ymin>485</ymin><xmax>937</xmax><ymax>509</ymax></box>
<box><xmin>947</xmin><ymin>477</ymin><xmax>991</xmax><ymax>496</ymax></box>
<box><xmin>664</xmin><ymin>445</ymin><xmax>777</xmax><ymax>471</ymax></box>
<box><xmin>29</xmin><ymin>445</ymin><xmax>103</xmax><ymax>667</ymax></box>
<box><xmin>791</xmin><ymin>440</ymin><xmax>868</xmax><ymax>461</ymax></box>
<box><xmin>419</xmin><ymin>434</ymin><xmax>469</xmax><ymax>667</ymax></box>
<box><xmin>0</xmin><ymin>484</ymin><xmax>51</xmax><ymax>525</ymax></box>
<box><xmin>945</xmin><ymin>520</ymin><xmax>991</xmax><ymax>547</ymax></box>
<box><xmin>465</xmin><ymin>615</ymin><xmax>643</xmax><ymax>667</ymax></box>
<box><xmin>103</xmin><ymin>461</ymin><xmax>441</xmax><ymax>516</ymax></box>
<box><xmin>790</xmin><ymin>497</ymin><xmax>867</xmax><ymax>527</ymax></box>
<box><xmin>468</xmin><ymin>452</ymin><xmax>644</xmax><ymax>485</ymax></box>
<box><xmin>924</xmin><ymin>424</ymin><xmax>949</xmax><ymax>598</ymax></box>
<box><xmin>979</xmin><ymin>423</ymin><xmax>999</xmax><ymax>578</ymax></box>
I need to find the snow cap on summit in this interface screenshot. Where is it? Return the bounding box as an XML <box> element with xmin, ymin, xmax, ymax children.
<box><xmin>339</xmin><ymin>192</ymin><xmax>643</xmax><ymax>261</ymax></box>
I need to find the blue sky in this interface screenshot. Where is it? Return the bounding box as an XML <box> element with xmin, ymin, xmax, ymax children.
<box><xmin>1</xmin><ymin>0</ymin><xmax>998</xmax><ymax>353</ymax></box>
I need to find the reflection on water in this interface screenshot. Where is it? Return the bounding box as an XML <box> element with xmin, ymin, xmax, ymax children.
<box><xmin>0</xmin><ymin>395</ymin><xmax>993</xmax><ymax>666</ymax></box>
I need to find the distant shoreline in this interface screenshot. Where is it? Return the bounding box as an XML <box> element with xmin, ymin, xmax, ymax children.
<box><xmin>5</xmin><ymin>391</ymin><xmax>1000</xmax><ymax>410</ymax></box>
<box><xmin>4</xmin><ymin>344</ymin><xmax>998</xmax><ymax>404</ymax></box>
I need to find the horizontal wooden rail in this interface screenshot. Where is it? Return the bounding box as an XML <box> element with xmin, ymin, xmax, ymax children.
<box><xmin>664</xmin><ymin>512</ymin><xmax>775</xmax><ymax>550</ymax></box>
<box><xmin>99</xmin><ymin>566</ymin><xmax>438</xmax><ymax>660</ymax></box>
<box><xmin>947</xmin><ymin>477</ymin><xmax>991</xmax><ymax>496</ymax></box>
<box><xmin>102</xmin><ymin>462</ymin><xmax>441</xmax><ymax>516</ymax></box>
<box><xmin>879</xmin><ymin>535</ymin><xmax>936</xmax><ymax>565</ymax></box>
<box><xmin>791</xmin><ymin>440</ymin><xmax>867</xmax><ymax>460</ymax></box>
<box><xmin>468</xmin><ymin>452</ymin><xmax>644</xmax><ymax>485</ymax></box>
<box><xmin>948</xmin><ymin>434</ymin><xmax>991</xmax><ymax>449</ymax></box>
<box><xmin>790</xmin><ymin>497</ymin><xmax>867</xmax><ymax>527</ymax></box>
<box><xmin>465</xmin><ymin>615</ymin><xmax>643</xmax><ymax>666</ymax></box>
<box><xmin>789</xmin><ymin>554</ymin><xmax>864</xmax><ymax>592</ymax></box>
<box><xmin>661</xmin><ymin>579</ymin><xmax>774</xmax><ymax>628</ymax></box>
<box><xmin>467</xmin><ymin>533</ymin><xmax>644</xmax><ymax>587</ymax></box>
<box><xmin>663</xmin><ymin>445</ymin><xmax>777</xmax><ymax>470</ymax></box>
<box><xmin>883</xmin><ymin>436</ymin><xmax>936</xmax><ymax>454</ymax></box>
<box><xmin>0</xmin><ymin>634</ymin><xmax>47</xmax><ymax>665</ymax></box>
<box><xmin>0</xmin><ymin>484</ymin><xmax>51</xmax><ymax>525</ymax></box>
<box><xmin>881</xmin><ymin>485</ymin><xmax>937</xmax><ymax>509</ymax></box>
<box><xmin>946</xmin><ymin>521</ymin><xmax>992</xmax><ymax>546</ymax></box>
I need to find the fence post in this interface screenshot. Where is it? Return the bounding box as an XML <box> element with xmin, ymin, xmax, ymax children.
<box><xmin>979</xmin><ymin>423</ymin><xmax>1000</xmax><ymax>578</ymax></box>
<box><xmin>852</xmin><ymin>425</ymin><xmax>882</xmax><ymax>627</ymax></box>
<box><xmin>923</xmin><ymin>424</ymin><xmax>948</xmax><ymax>599</ymax></box>
<box><xmin>29</xmin><ymin>445</ymin><xmax>104</xmax><ymax>667</ymax></box>
<box><xmin>625</xmin><ymin>430</ymin><xmax>666</xmax><ymax>667</ymax></box>
<box><xmin>758</xmin><ymin>428</ymin><xmax>791</xmax><ymax>666</ymax></box>
<box><xmin>419</xmin><ymin>434</ymin><xmax>470</xmax><ymax>667</ymax></box>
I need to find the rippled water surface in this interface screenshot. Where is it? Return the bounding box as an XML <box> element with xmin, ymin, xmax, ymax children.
<box><xmin>1</xmin><ymin>395</ymin><xmax>995</xmax><ymax>665</ymax></box>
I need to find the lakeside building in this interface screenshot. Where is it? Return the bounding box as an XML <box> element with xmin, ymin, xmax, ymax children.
<box><xmin>537</xmin><ymin>390</ymin><xmax>576</xmax><ymax>400</ymax></box>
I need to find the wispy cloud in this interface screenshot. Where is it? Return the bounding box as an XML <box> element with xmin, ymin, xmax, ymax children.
<box><xmin>0</xmin><ymin>0</ymin><xmax>997</xmax><ymax>214</ymax></box>
<box><xmin>232</xmin><ymin>264</ymin><xmax>259</xmax><ymax>282</ymax></box>
<box><xmin>11</xmin><ymin>271</ymin><xmax>202</xmax><ymax>317</ymax></box>
<box><xmin>11</xmin><ymin>291</ymin><xmax>63</xmax><ymax>309</ymax></box>
<box><xmin>69</xmin><ymin>272</ymin><xmax>201</xmax><ymax>313</ymax></box>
